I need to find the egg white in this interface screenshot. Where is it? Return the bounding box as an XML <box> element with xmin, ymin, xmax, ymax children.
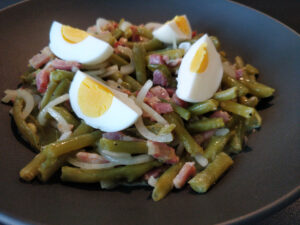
<box><xmin>69</xmin><ymin>71</ymin><xmax>142</xmax><ymax>132</ymax></box>
<box><xmin>49</xmin><ymin>21</ymin><xmax>113</xmax><ymax>65</ymax></box>
<box><xmin>176</xmin><ymin>34</ymin><xmax>223</xmax><ymax>102</ymax></box>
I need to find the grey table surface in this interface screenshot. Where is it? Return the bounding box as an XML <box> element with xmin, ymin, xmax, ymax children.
<box><xmin>0</xmin><ymin>0</ymin><xmax>299</xmax><ymax>224</ymax></box>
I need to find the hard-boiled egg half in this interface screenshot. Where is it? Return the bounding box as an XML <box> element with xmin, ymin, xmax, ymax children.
<box><xmin>49</xmin><ymin>21</ymin><xmax>113</xmax><ymax>65</ymax></box>
<box><xmin>69</xmin><ymin>70</ymin><xmax>142</xmax><ymax>132</ymax></box>
<box><xmin>176</xmin><ymin>34</ymin><xmax>223</xmax><ymax>102</ymax></box>
<box><xmin>153</xmin><ymin>15</ymin><xmax>192</xmax><ymax>44</ymax></box>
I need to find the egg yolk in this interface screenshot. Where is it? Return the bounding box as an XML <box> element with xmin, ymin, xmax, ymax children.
<box><xmin>61</xmin><ymin>25</ymin><xmax>89</xmax><ymax>44</ymax></box>
<box><xmin>174</xmin><ymin>16</ymin><xmax>190</xmax><ymax>35</ymax></box>
<box><xmin>78</xmin><ymin>78</ymin><xmax>113</xmax><ymax>117</ymax></box>
<box><xmin>190</xmin><ymin>43</ymin><xmax>209</xmax><ymax>73</ymax></box>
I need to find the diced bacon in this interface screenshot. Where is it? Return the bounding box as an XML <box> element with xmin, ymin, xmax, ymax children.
<box><xmin>36</xmin><ymin>64</ymin><xmax>54</xmax><ymax>93</ymax></box>
<box><xmin>76</xmin><ymin>152</ymin><xmax>109</xmax><ymax>164</ymax></box>
<box><xmin>172</xmin><ymin>93</ymin><xmax>188</xmax><ymax>108</ymax></box>
<box><xmin>147</xmin><ymin>141</ymin><xmax>179</xmax><ymax>164</ymax></box>
<box><xmin>150</xmin><ymin>86</ymin><xmax>170</xmax><ymax>100</ymax></box>
<box><xmin>173</xmin><ymin>162</ymin><xmax>196</xmax><ymax>189</ymax></box>
<box><xmin>144</xmin><ymin>95</ymin><xmax>160</xmax><ymax>108</ymax></box>
<box><xmin>29</xmin><ymin>46</ymin><xmax>53</xmax><ymax>69</ymax></box>
<box><xmin>210</xmin><ymin>110</ymin><xmax>231</xmax><ymax>123</ymax></box>
<box><xmin>235</xmin><ymin>68</ymin><xmax>244</xmax><ymax>80</ymax></box>
<box><xmin>162</xmin><ymin>55</ymin><xmax>182</xmax><ymax>67</ymax></box>
<box><xmin>130</xmin><ymin>26</ymin><xmax>141</xmax><ymax>42</ymax></box>
<box><xmin>166</xmin><ymin>88</ymin><xmax>176</xmax><ymax>96</ymax></box>
<box><xmin>114</xmin><ymin>37</ymin><xmax>128</xmax><ymax>48</ymax></box>
<box><xmin>152</xmin><ymin>102</ymin><xmax>173</xmax><ymax>114</ymax></box>
<box><xmin>51</xmin><ymin>59</ymin><xmax>81</xmax><ymax>71</ymax></box>
<box><xmin>144</xmin><ymin>166</ymin><xmax>166</xmax><ymax>180</ymax></box>
<box><xmin>153</xmin><ymin>69</ymin><xmax>168</xmax><ymax>87</ymax></box>
<box><xmin>149</xmin><ymin>54</ymin><xmax>164</xmax><ymax>65</ymax></box>
<box><xmin>192</xmin><ymin>31</ymin><xmax>197</xmax><ymax>38</ymax></box>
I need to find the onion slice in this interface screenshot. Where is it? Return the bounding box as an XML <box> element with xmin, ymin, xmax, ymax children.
<box><xmin>117</xmin><ymin>46</ymin><xmax>135</xmax><ymax>75</ymax></box>
<box><xmin>38</xmin><ymin>93</ymin><xmax>69</xmax><ymax>125</ymax></box>
<box><xmin>194</xmin><ymin>154</ymin><xmax>208</xmax><ymax>167</ymax></box>
<box><xmin>222</xmin><ymin>61</ymin><xmax>236</xmax><ymax>78</ymax></box>
<box><xmin>67</xmin><ymin>157</ymin><xmax>117</xmax><ymax>170</ymax></box>
<box><xmin>136</xmin><ymin>79</ymin><xmax>153</xmax><ymax>106</ymax></box>
<box><xmin>17</xmin><ymin>89</ymin><xmax>35</xmax><ymax>119</ymax></box>
<box><xmin>102</xmin><ymin>152</ymin><xmax>153</xmax><ymax>165</ymax></box>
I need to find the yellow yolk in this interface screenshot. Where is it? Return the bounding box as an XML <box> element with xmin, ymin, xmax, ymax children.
<box><xmin>190</xmin><ymin>43</ymin><xmax>209</xmax><ymax>73</ymax></box>
<box><xmin>174</xmin><ymin>16</ymin><xmax>190</xmax><ymax>35</ymax></box>
<box><xmin>78</xmin><ymin>78</ymin><xmax>113</xmax><ymax>117</ymax></box>
<box><xmin>61</xmin><ymin>25</ymin><xmax>89</xmax><ymax>43</ymax></box>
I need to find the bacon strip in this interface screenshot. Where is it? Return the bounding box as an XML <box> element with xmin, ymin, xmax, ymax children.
<box><xmin>51</xmin><ymin>59</ymin><xmax>81</xmax><ymax>71</ymax></box>
<box><xmin>147</xmin><ymin>141</ymin><xmax>179</xmax><ymax>164</ymax></box>
<box><xmin>29</xmin><ymin>46</ymin><xmax>53</xmax><ymax>69</ymax></box>
<box><xmin>36</xmin><ymin>64</ymin><xmax>54</xmax><ymax>93</ymax></box>
<box><xmin>149</xmin><ymin>54</ymin><xmax>164</xmax><ymax>65</ymax></box>
<box><xmin>152</xmin><ymin>102</ymin><xmax>173</xmax><ymax>114</ymax></box>
<box><xmin>173</xmin><ymin>162</ymin><xmax>196</xmax><ymax>189</ymax></box>
<box><xmin>153</xmin><ymin>69</ymin><xmax>168</xmax><ymax>87</ymax></box>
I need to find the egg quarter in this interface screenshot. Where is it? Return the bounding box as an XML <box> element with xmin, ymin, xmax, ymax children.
<box><xmin>49</xmin><ymin>21</ymin><xmax>113</xmax><ymax>65</ymax></box>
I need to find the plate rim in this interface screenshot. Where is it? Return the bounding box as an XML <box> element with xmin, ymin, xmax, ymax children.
<box><xmin>0</xmin><ymin>0</ymin><xmax>299</xmax><ymax>224</ymax></box>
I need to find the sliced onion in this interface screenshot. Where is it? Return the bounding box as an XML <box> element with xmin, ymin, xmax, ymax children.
<box><xmin>47</xmin><ymin>108</ymin><xmax>73</xmax><ymax>133</ymax></box>
<box><xmin>17</xmin><ymin>89</ymin><xmax>35</xmax><ymax>119</ymax></box>
<box><xmin>117</xmin><ymin>46</ymin><xmax>135</xmax><ymax>75</ymax></box>
<box><xmin>119</xmin><ymin>21</ymin><xmax>132</xmax><ymax>32</ymax></box>
<box><xmin>99</xmin><ymin>65</ymin><xmax>119</xmax><ymax>78</ymax></box>
<box><xmin>144</xmin><ymin>22</ymin><xmax>162</xmax><ymax>31</ymax></box>
<box><xmin>58</xmin><ymin>130</ymin><xmax>72</xmax><ymax>141</ymax></box>
<box><xmin>85</xmin><ymin>68</ymin><xmax>106</xmax><ymax>76</ymax></box>
<box><xmin>141</xmin><ymin>102</ymin><xmax>168</xmax><ymax>125</ymax></box>
<box><xmin>136</xmin><ymin>79</ymin><xmax>153</xmax><ymax>106</ymax></box>
<box><xmin>223</xmin><ymin>61</ymin><xmax>236</xmax><ymax>78</ymax></box>
<box><xmin>194</xmin><ymin>154</ymin><xmax>208</xmax><ymax>167</ymax></box>
<box><xmin>96</xmin><ymin>18</ymin><xmax>109</xmax><ymax>33</ymax></box>
<box><xmin>120</xmin><ymin>64</ymin><xmax>134</xmax><ymax>75</ymax></box>
<box><xmin>215</xmin><ymin>128</ymin><xmax>230</xmax><ymax>136</ymax></box>
<box><xmin>1</xmin><ymin>89</ymin><xmax>17</xmax><ymax>103</ymax></box>
<box><xmin>147</xmin><ymin>176</ymin><xmax>157</xmax><ymax>187</ymax></box>
<box><xmin>102</xmin><ymin>152</ymin><xmax>153</xmax><ymax>165</ymax></box>
<box><xmin>67</xmin><ymin>157</ymin><xmax>117</xmax><ymax>170</ymax></box>
<box><xmin>38</xmin><ymin>93</ymin><xmax>69</xmax><ymax>125</ymax></box>
<box><xmin>100</xmin><ymin>149</ymin><xmax>131</xmax><ymax>159</ymax></box>
<box><xmin>135</xmin><ymin>117</ymin><xmax>173</xmax><ymax>142</ymax></box>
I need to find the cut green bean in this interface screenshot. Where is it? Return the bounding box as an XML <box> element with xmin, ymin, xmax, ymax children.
<box><xmin>204</xmin><ymin>131</ymin><xmax>234</xmax><ymax>162</ymax></box>
<box><xmin>71</xmin><ymin>121</ymin><xmax>94</xmax><ymax>137</ymax></box>
<box><xmin>123</xmin><ymin>75</ymin><xmax>142</xmax><ymax>91</ymax></box>
<box><xmin>228</xmin><ymin>117</ymin><xmax>245</xmax><ymax>153</ymax></box>
<box><xmin>152</xmin><ymin>160</ymin><xmax>185</xmax><ymax>201</ymax></box>
<box><xmin>213</xmin><ymin>87</ymin><xmax>238</xmax><ymax>101</ymax></box>
<box><xmin>142</xmin><ymin>38</ymin><xmax>165</xmax><ymax>51</ymax></box>
<box><xmin>112</xmin><ymin>28</ymin><xmax>123</xmax><ymax>39</ymax></box>
<box><xmin>239</xmin><ymin>96</ymin><xmax>259</xmax><ymax>107</ymax></box>
<box><xmin>19</xmin><ymin>152</ymin><xmax>46</xmax><ymax>181</ymax></box>
<box><xmin>210</xmin><ymin>36</ymin><xmax>220</xmax><ymax>50</ymax></box>
<box><xmin>189</xmin><ymin>152</ymin><xmax>233</xmax><ymax>193</ymax></box>
<box><xmin>40</xmin><ymin>80</ymin><xmax>58</xmax><ymax>109</ymax></box>
<box><xmin>137</xmin><ymin>27</ymin><xmax>153</xmax><ymax>39</ymax></box>
<box><xmin>188</xmin><ymin>99</ymin><xmax>219</xmax><ymax>115</ymax></box>
<box><xmin>38</xmin><ymin>155</ymin><xmax>67</xmax><ymax>182</ymax></box>
<box><xmin>52</xmin><ymin>106</ymin><xmax>79</xmax><ymax>127</ymax></box>
<box><xmin>245</xmin><ymin>109</ymin><xmax>262</xmax><ymax>131</ymax></box>
<box><xmin>245</xmin><ymin>64</ymin><xmax>259</xmax><ymax>74</ymax></box>
<box><xmin>222</xmin><ymin>73</ymin><xmax>249</xmax><ymax>97</ymax></box>
<box><xmin>239</xmin><ymin>75</ymin><xmax>275</xmax><ymax>98</ymax></box>
<box><xmin>148</xmin><ymin>48</ymin><xmax>185</xmax><ymax>59</ymax></box>
<box><xmin>50</xmin><ymin>78</ymin><xmax>71</xmax><ymax>100</ymax></box>
<box><xmin>61</xmin><ymin>161</ymin><xmax>162</xmax><ymax>183</ymax></box>
<box><xmin>109</xmin><ymin>54</ymin><xmax>129</xmax><ymax>66</ymax></box>
<box><xmin>235</xmin><ymin>56</ymin><xmax>244</xmax><ymax>69</ymax></box>
<box><xmin>13</xmin><ymin>98</ymin><xmax>40</xmax><ymax>150</ymax></box>
<box><xmin>164</xmin><ymin>112</ymin><xmax>203</xmax><ymax>155</ymax></box>
<box><xmin>171</xmin><ymin>102</ymin><xmax>191</xmax><ymax>121</ymax></box>
<box><xmin>50</xmin><ymin>70</ymin><xmax>74</xmax><ymax>82</ymax></box>
<box><xmin>99</xmin><ymin>138</ymin><xmax>148</xmax><ymax>154</ymax></box>
<box><xmin>187</xmin><ymin>117</ymin><xmax>225</xmax><ymax>133</ymax></box>
<box><xmin>133</xmin><ymin>44</ymin><xmax>147</xmax><ymax>84</ymax></box>
<box><xmin>43</xmin><ymin>131</ymin><xmax>101</xmax><ymax>158</ymax></box>
<box><xmin>220</xmin><ymin>100</ymin><xmax>255</xmax><ymax>119</ymax></box>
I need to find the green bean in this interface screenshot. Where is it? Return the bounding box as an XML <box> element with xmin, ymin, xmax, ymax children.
<box><xmin>164</xmin><ymin>112</ymin><xmax>203</xmax><ymax>155</ymax></box>
<box><xmin>109</xmin><ymin>54</ymin><xmax>129</xmax><ymax>66</ymax></box>
<box><xmin>171</xmin><ymin>102</ymin><xmax>191</xmax><ymax>121</ymax></box>
<box><xmin>19</xmin><ymin>152</ymin><xmax>46</xmax><ymax>181</ymax></box>
<box><xmin>61</xmin><ymin>161</ymin><xmax>162</xmax><ymax>183</ymax></box>
<box><xmin>99</xmin><ymin>138</ymin><xmax>148</xmax><ymax>154</ymax></box>
<box><xmin>148</xmin><ymin>48</ymin><xmax>185</xmax><ymax>59</ymax></box>
<box><xmin>52</xmin><ymin>106</ymin><xmax>79</xmax><ymax>127</ymax></box>
<box><xmin>189</xmin><ymin>152</ymin><xmax>233</xmax><ymax>193</ymax></box>
<box><xmin>133</xmin><ymin>44</ymin><xmax>147</xmax><ymax>84</ymax></box>
<box><xmin>38</xmin><ymin>155</ymin><xmax>67</xmax><ymax>182</ymax></box>
<box><xmin>13</xmin><ymin>98</ymin><xmax>40</xmax><ymax>150</ymax></box>
<box><xmin>40</xmin><ymin>80</ymin><xmax>58</xmax><ymax>109</ymax></box>
<box><xmin>188</xmin><ymin>99</ymin><xmax>219</xmax><ymax>115</ymax></box>
<box><xmin>210</xmin><ymin>36</ymin><xmax>220</xmax><ymax>50</ymax></box>
<box><xmin>213</xmin><ymin>87</ymin><xmax>238</xmax><ymax>101</ymax></box>
<box><xmin>203</xmin><ymin>131</ymin><xmax>234</xmax><ymax>162</ymax></box>
<box><xmin>187</xmin><ymin>118</ymin><xmax>225</xmax><ymax>133</ymax></box>
<box><xmin>21</xmin><ymin>68</ymin><xmax>37</xmax><ymax>85</ymax></box>
<box><xmin>228</xmin><ymin>118</ymin><xmax>245</xmax><ymax>153</ymax></box>
<box><xmin>43</xmin><ymin>131</ymin><xmax>101</xmax><ymax>158</ymax></box>
<box><xmin>239</xmin><ymin>74</ymin><xmax>275</xmax><ymax>98</ymax></box>
<box><xmin>71</xmin><ymin>121</ymin><xmax>94</xmax><ymax>137</ymax></box>
<box><xmin>50</xmin><ymin>70</ymin><xmax>74</xmax><ymax>82</ymax></box>
<box><xmin>152</xmin><ymin>160</ymin><xmax>185</xmax><ymax>201</ymax></box>
<box><xmin>222</xmin><ymin>73</ymin><xmax>249</xmax><ymax>97</ymax></box>
<box><xmin>50</xmin><ymin>78</ymin><xmax>71</xmax><ymax>100</ymax></box>
<box><xmin>245</xmin><ymin>109</ymin><xmax>262</xmax><ymax>131</ymax></box>
<box><xmin>124</xmin><ymin>27</ymin><xmax>133</xmax><ymax>39</ymax></box>
<box><xmin>235</xmin><ymin>56</ymin><xmax>244</xmax><ymax>69</ymax></box>
<box><xmin>220</xmin><ymin>100</ymin><xmax>255</xmax><ymax>119</ymax></box>
<box><xmin>123</xmin><ymin>75</ymin><xmax>142</xmax><ymax>91</ymax></box>
<box><xmin>112</xmin><ymin>28</ymin><xmax>124</xmax><ymax>39</ymax></box>
<box><xmin>245</xmin><ymin>64</ymin><xmax>259</xmax><ymax>74</ymax></box>
<box><xmin>147</xmin><ymin>123</ymin><xmax>176</xmax><ymax>135</ymax></box>
<box><xmin>239</xmin><ymin>96</ymin><xmax>259</xmax><ymax>107</ymax></box>
<box><xmin>137</xmin><ymin>27</ymin><xmax>153</xmax><ymax>39</ymax></box>
<box><xmin>147</xmin><ymin>64</ymin><xmax>172</xmax><ymax>85</ymax></box>
<box><xmin>142</xmin><ymin>38</ymin><xmax>165</xmax><ymax>51</ymax></box>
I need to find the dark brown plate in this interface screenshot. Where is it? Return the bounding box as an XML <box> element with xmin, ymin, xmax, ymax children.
<box><xmin>0</xmin><ymin>0</ymin><xmax>299</xmax><ymax>224</ymax></box>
